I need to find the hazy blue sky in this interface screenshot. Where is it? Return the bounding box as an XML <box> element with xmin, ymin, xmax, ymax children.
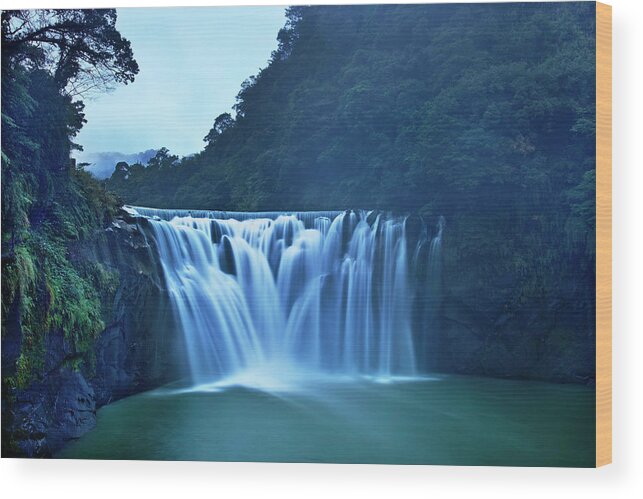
<box><xmin>75</xmin><ymin>6</ymin><xmax>286</xmax><ymax>159</ymax></box>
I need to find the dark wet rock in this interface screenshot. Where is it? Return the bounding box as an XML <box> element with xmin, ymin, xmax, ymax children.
<box><xmin>118</xmin><ymin>206</ymin><xmax>141</xmax><ymax>225</ymax></box>
<box><xmin>210</xmin><ymin>220</ymin><xmax>223</xmax><ymax>244</ymax></box>
<box><xmin>1</xmin><ymin>297</ymin><xmax>21</xmax><ymax>380</ymax></box>
<box><xmin>413</xmin><ymin>239</ymin><xmax>430</xmax><ymax>281</ymax></box>
<box><xmin>404</xmin><ymin>214</ymin><xmax>424</xmax><ymax>252</ymax></box>
<box><xmin>427</xmin><ymin>274</ymin><xmax>596</xmax><ymax>383</ymax></box>
<box><xmin>91</xmin><ymin>324</ymin><xmax>135</xmax><ymax>406</ymax></box>
<box><xmin>341</xmin><ymin>210</ymin><xmax>358</xmax><ymax>252</ymax></box>
<box><xmin>47</xmin><ymin>370</ymin><xmax>96</xmax><ymax>451</ymax></box>
<box><xmin>219</xmin><ymin>235</ymin><xmax>237</xmax><ymax>275</ymax></box>
<box><xmin>6</xmin><ymin>368</ymin><xmax>96</xmax><ymax>457</ymax></box>
<box><xmin>2</xmin><ymin>214</ymin><xmax>183</xmax><ymax>457</ymax></box>
<box><xmin>366</xmin><ymin>210</ymin><xmax>379</xmax><ymax>227</ymax></box>
<box><xmin>283</xmin><ymin>219</ymin><xmax>295</xmax><ymax>246</ymax></box>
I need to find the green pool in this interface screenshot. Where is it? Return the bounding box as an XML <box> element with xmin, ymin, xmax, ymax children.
<box><xmin>58</xmin><ymin>375</ymin><xmax>595</xmax><ymax>466</ymax></box>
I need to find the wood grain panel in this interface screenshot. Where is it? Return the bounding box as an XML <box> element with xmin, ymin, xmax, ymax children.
<box><xmin>595</xmin><ymin>1</ymin><xmax>612</xmax><ymax>468</ymax></box>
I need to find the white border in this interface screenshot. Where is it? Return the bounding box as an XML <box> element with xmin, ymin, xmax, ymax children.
<box><xmin>1</xmin><ymin>0</ymin><xmax>641</xmax><ymax>497</ymax></box>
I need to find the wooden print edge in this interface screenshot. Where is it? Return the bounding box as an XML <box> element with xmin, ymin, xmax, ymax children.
<box><xmin>595</xmin><ymin>1</ymin><xmax>612</xmax><ymax>468</ymax></box>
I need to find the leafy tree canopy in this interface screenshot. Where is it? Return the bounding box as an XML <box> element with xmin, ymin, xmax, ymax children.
<box><xmin>2</xmin><ymin>9</ymin><xmax>138</xmax><ymax>96</ymax></box>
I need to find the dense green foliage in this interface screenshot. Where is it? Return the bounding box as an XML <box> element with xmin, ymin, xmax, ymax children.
<box><xmin>1</xmin><ymin>9</ymin><xmax>135</xmax><ymax>388</ymax></box>
<box><xmin>2</xmin><ymin>9</ymin><xmax>138</xmax><ymax>96</ymax></box>
<box><xmin>109</xmin><ymin>4</ymin><xmax>595</xmax><ymax>216</ymax></box>
<box><xmin>108</xmin><ymin>3</ymin><xmax>597</xmax><ymax>371</ymax></box>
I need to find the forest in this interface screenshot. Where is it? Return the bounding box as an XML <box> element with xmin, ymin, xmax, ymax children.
<box><xmin>110</xmin><ymin>4</ymin><xmax>595</xmax><ymax>214</ymax></box>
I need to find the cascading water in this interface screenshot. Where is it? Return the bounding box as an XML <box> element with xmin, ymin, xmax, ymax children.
<box><xmin>128</xmin><ymin>206</ymin><xmax>443</xmax><ymax>390</ymax></box>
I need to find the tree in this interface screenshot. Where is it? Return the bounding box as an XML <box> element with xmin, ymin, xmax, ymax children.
<box><xmin>146</xmin><ymin>147</ymin><xmax>178</xmax><ymax>171</ymax></box>
<box><xmin>204</xmin><ymin>113</ymin><xmax>234</xmax><ymax>147</ymax></box>
<box><xmin>114</xmin><ymin>161</ymin><xmax>129</xmax><ymax>174</ymax></box>
<box><xmin>1</xmin><ymin>9</ymin><xmax>138</xmax><ymax>96</ymax></box>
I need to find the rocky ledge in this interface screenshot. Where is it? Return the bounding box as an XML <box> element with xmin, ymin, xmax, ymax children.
<box><xmin>2</xmin><ymin>212</ymin><xmax>183</xmax><ymax>457</ymax></box>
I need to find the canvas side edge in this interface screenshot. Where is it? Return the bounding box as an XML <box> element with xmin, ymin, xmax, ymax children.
<box><xmin>595</xmin><ymin>1</ymin><xmax>612</xmax><ymax>468</ymax></box>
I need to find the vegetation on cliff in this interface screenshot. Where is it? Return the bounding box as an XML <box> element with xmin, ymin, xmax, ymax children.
<box><xmin>1</xmin><ymin>9</ymin><xmax>137</xmax><ymax>390</ymax></box>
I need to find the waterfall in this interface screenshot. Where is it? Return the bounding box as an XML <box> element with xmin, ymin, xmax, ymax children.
<box><xmin>129</xmin><ymin>206</ymin><xmax>442</xmax><ymax>388</ymax></box>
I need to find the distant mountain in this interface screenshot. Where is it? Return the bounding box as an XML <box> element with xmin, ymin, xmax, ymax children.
<box><xmin>76</xmin><ymin>149</ymin><xmax>158</xmax><ymax>179</ymax></box>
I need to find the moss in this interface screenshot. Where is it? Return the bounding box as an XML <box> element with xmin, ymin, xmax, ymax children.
<box><xmin>2</xmin><ymin>53</ymin><xmax>124</xmax><ymax>393</ymax></box>
<box><xmin>2</xmin><ymin>175</ymin><xmax>120</xmax><ymax>389</ymax></box>
<box><xmin>12</xmin><ymin>352</ymin><xmax>43</xmax><ymax>390</ymax></box>
<box><xmin>1</xmin><ymin>245</ymin><xmax>36</xmax><ymax>324</ymax></box>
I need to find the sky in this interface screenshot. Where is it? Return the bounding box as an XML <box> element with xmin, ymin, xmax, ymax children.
<box><xmin>75</xmin><ymin>6</ymin><xmax>286</xmax><ymax>160</ymax></box>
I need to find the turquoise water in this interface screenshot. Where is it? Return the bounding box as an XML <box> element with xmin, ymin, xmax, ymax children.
<box><xmin>58</xmin><ymin>375</ymin><xmax>595</xmax><ymax>466</ymax></box>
